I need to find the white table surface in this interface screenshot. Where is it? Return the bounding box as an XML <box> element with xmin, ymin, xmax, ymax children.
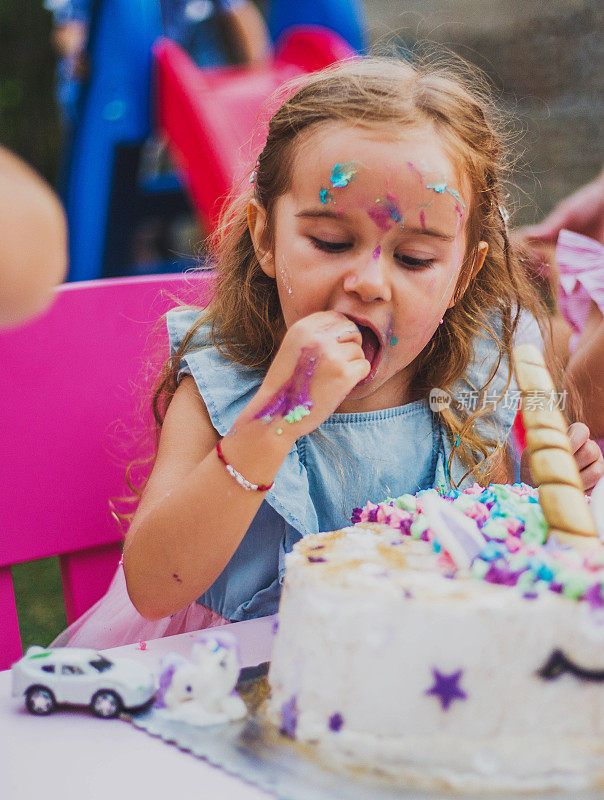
<box><xmin>0</xmin><ymin>616</ymin><xmax>277</xmax><ymax>800</ymax></box>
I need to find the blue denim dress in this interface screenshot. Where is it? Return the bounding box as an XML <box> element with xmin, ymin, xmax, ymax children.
<box><xmin>167</xmin><ymin>309</ymin><xmax>519</xmax><ymax>622</ymax></box>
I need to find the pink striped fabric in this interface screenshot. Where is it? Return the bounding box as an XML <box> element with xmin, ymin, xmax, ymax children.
<box><xmin>557</xmin><ymin>229</ymin><xmax>604</xmax><ymax>354</ymax></box>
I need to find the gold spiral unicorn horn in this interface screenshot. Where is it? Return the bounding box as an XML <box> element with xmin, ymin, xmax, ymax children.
<box><xmin>512</xmin><ymin>343</ymin><xmax>597</xmax><ymax>540</ymax></box>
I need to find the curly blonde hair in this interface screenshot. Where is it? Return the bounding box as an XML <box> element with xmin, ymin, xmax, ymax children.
<box><xmin>152</xmin><ymin>56</ymin><xmax>551</xmax><ymax>488</ymax></box>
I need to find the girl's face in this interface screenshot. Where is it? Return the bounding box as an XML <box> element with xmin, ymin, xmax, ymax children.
<box><xmin>250</xmin><ymin>122</ymin><xmax>487</xmax><ymax>413</ymax></box>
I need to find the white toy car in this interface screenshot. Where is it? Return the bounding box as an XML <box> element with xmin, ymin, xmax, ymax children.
<box><xmin>12</xmin><ymin>646</ymin><xmax>156</xmax><ymax>718</ymax></box>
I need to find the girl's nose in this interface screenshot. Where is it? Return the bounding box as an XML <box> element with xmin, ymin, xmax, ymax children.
<box><xmin>343</xmin><ymin>250</ymin><xmax>392</xmax><ymax>303</ymax></box>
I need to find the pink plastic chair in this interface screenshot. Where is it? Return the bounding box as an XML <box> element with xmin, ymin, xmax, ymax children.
<box><xmin>154</xmin><ymin>28</ymin><xmax>355</xmax><ymax>231</ymax></box>
<box><xmin>0</xmin><ymin>272</ymin><xmax>213</xmax><ymax>669</ymax></box>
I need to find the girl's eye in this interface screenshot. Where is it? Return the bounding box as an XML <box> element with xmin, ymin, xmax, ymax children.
<box><xmin>395</xmin><ymin>254</ymin><xmax>435</xmax><ymax>270</ymax></box>
<box><xmin>310</xmin><ymin>236</ymin><xmax>351</xmax><ymax>254</ymax></box>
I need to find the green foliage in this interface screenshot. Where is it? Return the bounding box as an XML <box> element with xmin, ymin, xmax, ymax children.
<box><xmin>12</xmin><ymin>558</ymin><xmax>67</xmax><ymax>651</ymax></box>
<box><xmin>0</xmin><ymin>0</ymin><xmax>62</xmax><ymax>182</ymax></box>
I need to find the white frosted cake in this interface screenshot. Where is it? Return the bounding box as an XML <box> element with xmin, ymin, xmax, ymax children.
<box><xmin>267</xmin><ymin>483</ymin><xmax>604</xmax><ymax>793</ymax></box>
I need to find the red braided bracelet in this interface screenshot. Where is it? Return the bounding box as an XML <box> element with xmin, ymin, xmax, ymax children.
<box><xmin>216</xmin><ymin>439</ymin><xmax>274</xmax><ymax>492</ymax></box>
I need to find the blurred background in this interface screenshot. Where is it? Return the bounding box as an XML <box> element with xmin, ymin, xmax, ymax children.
<box><xmin>1</xmin><ymin>0</ymin><xmax>602</xmax><ymax>649</ymax></box>
<box><xmin>2</xmin><ymin>1</ymin><xmax>602</xmax><ymax>242</ymax></box>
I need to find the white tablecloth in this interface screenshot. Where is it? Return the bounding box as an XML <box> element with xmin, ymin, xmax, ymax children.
<box><xmin>0</xmin><ymin>616</ymin><xmax>276</xmax><ymax>800</ymax></box>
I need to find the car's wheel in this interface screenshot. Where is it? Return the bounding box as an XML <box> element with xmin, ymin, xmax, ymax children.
<box><xmin>91</xmin><ymin>690</ymin><xmax>122</xmax><ymax>718</ymax></box>
<box><xmin>25</xmin><ymin>686</ymin><xmax>55</xmax><ymax>715</ymax></box>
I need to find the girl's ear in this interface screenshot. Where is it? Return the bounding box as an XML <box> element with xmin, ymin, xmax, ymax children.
<box><xmin>448</xmin><ymin>241</ymin><xmax>488</xmax><ymax>307</ymax></box>
<box><xmin>247</xmin><ymin>199</ymin><xmax>275</xmax><ymax>278</ymax></box>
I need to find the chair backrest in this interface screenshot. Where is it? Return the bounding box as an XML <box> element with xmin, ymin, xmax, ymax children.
<box><xmin>154</xmin><ymin>27</ymin><xmax>355</xmax><ymax>231</ymax></box>
<box><xmin>0</xmin><ymin>273</ymin><xmax>212</xmax><ymax>669</ymax></box>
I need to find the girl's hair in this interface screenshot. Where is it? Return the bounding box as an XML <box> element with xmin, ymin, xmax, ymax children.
<box><xmin>153</xmin><ymin>55</ymin><xmax>552</xmax><ymax>489</ymax></box>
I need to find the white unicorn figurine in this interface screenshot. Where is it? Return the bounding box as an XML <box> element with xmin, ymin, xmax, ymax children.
<box><xmin>154</xmin><ymin>631</ymin><xmax>247</xmax><ymax>725</ymax></box>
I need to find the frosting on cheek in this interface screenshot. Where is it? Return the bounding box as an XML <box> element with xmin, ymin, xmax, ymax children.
<box><xmin>279</xmin><ymin>257</ymin><xmax>293</xmax><ymax>296</ymax></box>
<box><xmin>385</xmin><ymin>314</ymin><xmax>398</xmax><ymax>347</ymax></box>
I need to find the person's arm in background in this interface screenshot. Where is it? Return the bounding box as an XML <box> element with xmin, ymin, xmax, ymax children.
<box><xmin>226</xmin><ymin>0</ymin><xmax>271</xmax><ymax>64</ymax></box>
<box><xmin>523</xmin><ymin>166</ymin><xmax>604</xmax><ymax>245</ymax></box>
<box><xmin>45</xmin><ymin>0</ymin><xmax>91</xmax><ymax>75</ymax></box>
<box><xmin>564</xmin><ymin>300</ymin><xmax>604</xmax><ymax>440</ymax></box>
<box><xmin>0</xmin><ymin>147</ymin><xmax>67</xmax><ymax>327</ymax></box>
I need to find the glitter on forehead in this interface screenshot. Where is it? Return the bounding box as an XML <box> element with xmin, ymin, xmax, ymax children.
<box><xmin>319</xmin><ymin>188</ymin><xmax>333</xmax><ymax>204</ymax></box>
<box><xmin>407</xmin><ymin>161</ymin><xmax>424</xmax><ymax>182</ymax></box>
<box><xmin>419</xmin><ymin>210</ymin><xmax>426</xmax><ymax>230</ymax></box>
<box><xmin>368</xmin><ymin>195</ymin><xmax>403</xmax><ymax>232</ymax></box>
<box><xmin>426</xmin><ymin>181</ymin><xmax>447</xmax><ymax>194</ymax></box>
<box><xmin>372</xmin><ymin>245</ymin><xmax>381</xmax><ymax>260</ymax></box>
<box><xmin>446</xmin><ymin>186</ymin><xmax>466</xmax><ymax>208</ymax></box>
<box><xmin>330</xmin><ymin>162</ymin><xmax>357</xmax><ymax>188</ymax></box>
<box><xmin>426</xmin><ymin>180</ymin><xmax>466</xmax><ymax>209</ymax></box>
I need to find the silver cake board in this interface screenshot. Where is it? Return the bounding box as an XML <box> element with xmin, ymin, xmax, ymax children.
<box><xmin>126</xmin><ymin>666</ymin><xmax>599</xmax><ymax>800</ymax></box>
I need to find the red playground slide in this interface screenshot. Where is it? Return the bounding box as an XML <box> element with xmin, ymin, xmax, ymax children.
<box><xmin>154</xmin><ymin>28</ymin><xmax>355</xmax><ymax>232</ymax></box>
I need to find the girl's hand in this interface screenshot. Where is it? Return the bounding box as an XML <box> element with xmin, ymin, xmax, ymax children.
<box><xmin>251</xmin><ymin>311</ymin><xmax>370</xmax><ymax>439</ymax></box>
<box><xmin>569</xmin><ymin>422</ymin><xmax>604</xmax><ymax>493</ymax></box>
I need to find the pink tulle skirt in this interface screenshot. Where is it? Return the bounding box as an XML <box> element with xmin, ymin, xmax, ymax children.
<box><xmin>51</xmin><ymin>564</ymin><xmax>229</xmax><ymax>649</ymax></box>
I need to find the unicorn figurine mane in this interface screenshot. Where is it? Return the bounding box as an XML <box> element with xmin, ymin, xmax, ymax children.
<box><xmin>154</xmin><ymin>631</ymin><xmax>247</xmax><ymax>725</ymax></box>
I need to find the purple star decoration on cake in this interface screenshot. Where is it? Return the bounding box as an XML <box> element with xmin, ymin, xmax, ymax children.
<box><xmin>329</xmin><ymin>712</ymin><xmax>344</xmax><ymax>732</ymax></box>
<box><xmin>425</xmin><ymin>668</ymin><xmax>467</xmax><ymax>711</ymax></box>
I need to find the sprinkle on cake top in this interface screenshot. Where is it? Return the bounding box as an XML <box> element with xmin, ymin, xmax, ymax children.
<box><xmin>299</xmin><ymin>484</ymin><xmax>604</xmax><ymax>607</ymax></box>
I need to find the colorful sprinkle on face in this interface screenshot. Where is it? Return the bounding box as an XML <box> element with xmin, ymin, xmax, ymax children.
<box><xmin>279</xmin><ymin>259</ymin><xmax>293</xmax><ymax>296</ymax></box>
<box><xmin>425</xmin><ymin>180</ymin><xmax>466</xmax><ymax>208</ymax></box>
<box><xmin>319</xmin><ymin>188</ymin><xmax>333</xmax><ymax>204</ymax></box>
<box><xmin>407</xmin><ymin>161</ymin><xmax>424</xmax><ymax>182</ymax></box>
<box><xmin>419</xmin><ymin>210</ymin><xmax>426</xmax><ymax>230</ymax></box>
<box><xmin>372</xmin><ymin>245</ymin><xmax>381</xmax><ymax>260</ymax></box>
<box><xmin>330</xmin><ymin>162</ymin><xmax>357</xmax><ymax>188</ymax></box>
<box><xmin>446</xmin><ymin>186</ymin><xmax>466</xmax><ymax>208</ymax></box>
<box><xmin>385</xmin><ymin>315</ymin><xmax>397</xmax><ymax>347</ymax></box>
<box><xmin>367</xmin><ymin>194</ymin><xmax>403</xmax><ymax>231</ymax></box>
<box><xmin>425</xmin><ymin>668</ymin><xmax>467</xmax><ymax>711</ymax></box>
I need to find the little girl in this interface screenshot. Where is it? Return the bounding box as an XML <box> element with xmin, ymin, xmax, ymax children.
<box><xmin>55</xmin><ymin>57</ymin><xmax>603</xmax><ymax>647</ymax></box>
